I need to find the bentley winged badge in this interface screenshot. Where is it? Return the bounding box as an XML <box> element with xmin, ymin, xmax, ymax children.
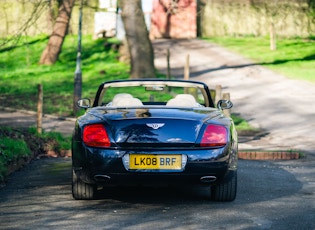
<box><xmin>146</xmin><ymin>123</ymin><xmax>165</xmax><ymax>130</ymax></box>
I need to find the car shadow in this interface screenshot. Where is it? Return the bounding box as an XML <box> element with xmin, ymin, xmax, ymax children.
<box><xmin>0</xmin><ymin>158</ymin><xmax>309</xmax><ymax>230</ymax></box>
<box><xmin>92</xmin><ymin>160</ymin><xmax>302</xmax><ymax>205</ymax></box>
<box><xmin>0</xmin><ymin>158</ymin><xmax>303</xmax><ymax>206</ymax></box>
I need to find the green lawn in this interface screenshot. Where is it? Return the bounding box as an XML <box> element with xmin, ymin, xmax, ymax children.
<box><xmin>0</xmin><ymin>126</ymin><xmax>71</xmax><ymax>182</ymax></box>
<box><xmin>0</xmin><ymin>35</ymin><xmax>129</xmax><ymax>116</ymax></box>
<box><xmin>205</xmin><ymin>36</ymin><xmax>315</xmax><ymax>83</ymax></box>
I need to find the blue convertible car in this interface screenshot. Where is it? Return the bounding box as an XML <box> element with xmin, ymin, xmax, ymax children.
<box><xmin>72</xmin><ymin>79</ymin><xmax>238</xmax><ymax>201</ymax></box>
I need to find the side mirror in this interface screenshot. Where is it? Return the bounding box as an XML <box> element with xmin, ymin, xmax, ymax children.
<box><xmin>77</xmin><ymin>98</ymin><xmax>91</xmax><ymax>109</ymax></box>
<box><xmin>217</xmin><ymin>99</ymin><xmax>233</xmax><ymax>110</ymax></box>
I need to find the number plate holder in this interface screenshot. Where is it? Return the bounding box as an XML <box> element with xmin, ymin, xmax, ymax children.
<box><xmin>122</xmin><ymin>154</ymin><xmax>186</xmax><ymax>171</ymax></box>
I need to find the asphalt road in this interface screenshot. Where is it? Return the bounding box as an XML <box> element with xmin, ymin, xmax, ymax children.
<box><xmin>0</xmin><ymin>156</ymin><xmax>314</xmax><ymax>230</ymax></box>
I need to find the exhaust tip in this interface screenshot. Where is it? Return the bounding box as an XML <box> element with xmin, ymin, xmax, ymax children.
<box><xmin>94</xmin><ymin>175</ymin><xmax>111</xmax><ymax>183</ymax></box>
<box><xmin>200</xmin><ymin>176</ymin><xmax>217</xmax><ymax>183</ymax></box>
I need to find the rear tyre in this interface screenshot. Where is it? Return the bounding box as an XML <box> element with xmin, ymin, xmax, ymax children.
<box><xmin>72</xmin><ymin>170</ymin><xmax>96</xmax><ymax>200</ymax></box>
<box><xmin>211</xmin><ymin>170</ymin><xmax>237</xmax><ymax>202</ymax></box>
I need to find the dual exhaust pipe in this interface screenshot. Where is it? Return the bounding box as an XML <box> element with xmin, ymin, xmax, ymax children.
<box><xmin>94</xmin><ymin>175</ymin><xmax>217</xmax><ymax>183</ymax></box>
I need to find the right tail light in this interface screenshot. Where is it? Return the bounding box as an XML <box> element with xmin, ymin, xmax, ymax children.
<box><xmin>200</xmin><ymin>124</ymin><xmax>227</xmax><ymax>147</ymax></box>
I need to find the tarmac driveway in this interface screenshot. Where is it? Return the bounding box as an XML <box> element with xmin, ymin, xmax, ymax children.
<box><xmin>0</xmin><ymin>156</ymin><xmax>315</xmax><ymax>230</ymax></box>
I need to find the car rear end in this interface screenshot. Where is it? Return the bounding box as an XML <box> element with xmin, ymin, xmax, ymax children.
<box><xmin>72</xmin><ymin>107</ymin><xmax>237</xmax><ymax>195</ymax></box>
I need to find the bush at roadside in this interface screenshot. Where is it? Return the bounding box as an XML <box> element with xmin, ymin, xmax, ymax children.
<box><xmin>0</xmin><ymin>127</ymin><xmax>71</xmax><ymax>182</ymax></box>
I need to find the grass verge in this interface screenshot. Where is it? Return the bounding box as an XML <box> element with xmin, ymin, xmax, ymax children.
<box><xmin>204</xmin><ymin>36</ymin><xmax>315</xmax><ymax>83</ymax></box>
<box><xmin>0</xmin><ymin>126</ymin><xmax>71</xmax><ymax>182</ymax></box>
<box><xmin>0</xmin><ymin>35</ymin><xmax>129</xmax><ymax>116</ymax></box>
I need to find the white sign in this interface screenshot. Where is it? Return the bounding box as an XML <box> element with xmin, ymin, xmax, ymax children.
<box><xmin>94</xmin><ymin>12</ymin><xmax>116</xmax><ymax>37</ymax></box>
<box><xmin>99</xmin><ymin>0</ymin><xmax>117</xmax><ymax>11</ymax></box>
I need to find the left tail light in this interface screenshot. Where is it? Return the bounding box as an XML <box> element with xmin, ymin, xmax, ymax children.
<box><xmin>83</xmin><ymin>124</ymin><xmax>110</xmax><ymax>147</ymax></box>
<box><xmin>200</xmin><ymin>124</ymin><xmax>228</xmax><ymax>147</ymax></box>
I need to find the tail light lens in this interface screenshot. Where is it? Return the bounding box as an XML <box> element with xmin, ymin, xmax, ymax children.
<box><xmin>200</xmin><ymin>124</ymin><xmax>227</xmax><ymax>147</ymax></box>
<box><xmin>83</xmin><ymin>124</ymin><xmax>110</xmax><ymax>147</ymax></box>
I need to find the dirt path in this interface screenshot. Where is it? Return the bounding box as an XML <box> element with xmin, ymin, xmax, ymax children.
<box><xmin>153</xmin><ymin>39</ymin><xmax>315</xmax><ymax>154</ymax></box>
<box><xmin>0</xmin><ymin>107</ymin><xmax>75</xmax><ymax>137</ymax></box>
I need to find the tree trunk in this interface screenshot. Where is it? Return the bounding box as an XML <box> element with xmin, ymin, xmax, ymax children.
<box><xmin>39</xmin><ymin>0</ymin><xmax>75</xmax><ymax>65</ymax></box>
<box><xmin>120</xmin><ymin>0</ymin><xmax>156</xmax><ymax>79</ymax></box>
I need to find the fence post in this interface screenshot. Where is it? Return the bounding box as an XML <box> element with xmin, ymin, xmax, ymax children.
<box><xmin>184</xmin><ymin>54</ymin><xmax>190</xmax><ymax>80</ymax></box>
<box><xmin>222</xmin><ymin>92</ymin><xmax>231</xmax><ymax>117</ymax></box>
<box><xmin>215</xmin><ymin>85</ymin><xmax>222</xmax><ymax>105</ymax></box>
<box><xmin>37</xmin><ymin>84</ymin><xmax>43</xmax><ymax>134</ymax></box>
<box><xmin>270</xmin><ymin>21</ymin><xmax>276</xmax><ymax>51</ymax></box>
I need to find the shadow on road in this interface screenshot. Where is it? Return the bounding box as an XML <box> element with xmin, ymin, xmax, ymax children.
<box><xmin>0</xmin><ymin>158</ymin><xmax>307</xmax><ymax>229</ymax></box>
<box><xmin>0</xmin><ymin>158</ymin><xmax>302</xmax><ymax>205</ymax></box>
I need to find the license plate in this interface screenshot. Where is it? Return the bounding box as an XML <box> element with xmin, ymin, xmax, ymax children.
<box><xmin>129</xmin><ymin>154</ymin><xmax>182</xmax><ymax>170</ymax></box>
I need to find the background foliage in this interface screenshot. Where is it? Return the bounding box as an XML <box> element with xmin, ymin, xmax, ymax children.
<box><xmin>1</xmin><ymin>0</ymin><xmax>314</xmax><ymax>41</ymax></box>
<box><xmin>201</xmin><ymin>0</ymin><xmax>315</xmax><ymax>37</ymax></box>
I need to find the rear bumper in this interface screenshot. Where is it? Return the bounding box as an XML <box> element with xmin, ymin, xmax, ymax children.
<box><xmin>72</xmin><ymin>145</ymin><xmax>237</xmax><ymax>186</ymax></box>
<box><xmin>75</xmin><ymin>170</ymin><xmax>230</xmax><ymax>187</ymax></box>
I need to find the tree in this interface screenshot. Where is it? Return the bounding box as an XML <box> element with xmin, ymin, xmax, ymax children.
<box><xmin>0</xmin><ymin>1</ymin><xmax>47</xmax><ymax>48</ymax></box>
<box><xmin>39</xmin><ymin>0</ymin><xmax>75</xmax><ymax>65</ymax></box>
<box><xmin>120</xmin><ymin>0</ymin><xmax>156</xmax><ymax>79</ymax></box>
